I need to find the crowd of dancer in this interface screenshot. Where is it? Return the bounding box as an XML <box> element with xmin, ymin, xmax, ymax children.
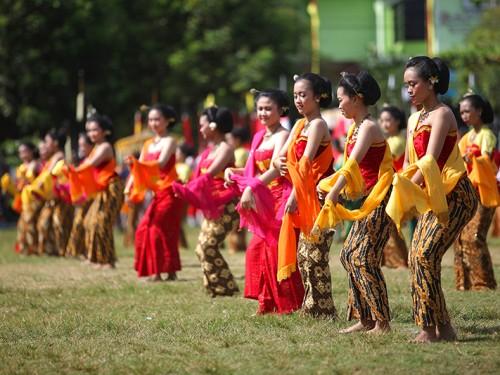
<box><xmin>2</xmin><ymin>56</ymin><xmax>498</xmax><ymax>344</ymax></box>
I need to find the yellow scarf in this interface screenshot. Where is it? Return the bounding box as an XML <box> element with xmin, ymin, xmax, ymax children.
<box><xmin>313</xmin><ymin>124</ymin><xmax>394</xmax><ymax>234</ymax></box>
<box><xmin>385</xmin><ymin>111</ymin><xmax>466</xmax><ymax>232</ymax></box>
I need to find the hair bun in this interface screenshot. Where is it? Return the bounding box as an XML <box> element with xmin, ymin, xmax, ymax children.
<box><xmin>357</xmin><ymin>71</ymin><xmax>381</xmax><ymax>105</ymax></box>
<box><xmin>432</xmin><ymin>58</ymin><xmax>449</xmax><ymax>95</ymax></box>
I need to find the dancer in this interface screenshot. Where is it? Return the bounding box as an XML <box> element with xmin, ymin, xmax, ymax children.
<box><xmin>226</xmin><ymin>88</ymin><xmax>304</xmax><ymax>314</ymax></box>
<box><xmin>454</xmin><ymin>93</ymin><xmax>498</xmax><ymax>290</ymax></box>
<box><xmin>275</xmin><ymin>73</ymin><xmax>336</xmax><ymax>318</ymax></box>
<box><xmin>379</xmin><ymin>106</ymin><xmax>409</xmax><ymax>269</ymax></box>
<box><xmin>36</xmin><ymin>129</ymin><xmax>74</xmax><ymax>256</ymax></box>
<box><xmin>13</xmin><ymin>142</ymin><xmax>41</xmax><ymax>254</ymax></box>
<box><xmin>386</xmin><ymin>56</ymin><xmax>478</xmax><ymax>343</ymax></box>
<box><xmin>66</xmin><ymin>133</ymin><xmax>94</xmax><ymax>258</ymax></box>
<box><xmin>315</xmin><ymin>71</ymin><xmax>393</xmax><ymax>334</ymax></box>
<box><xmin>127</xmin><ymin>104</ymin><xmax>182</xmax><ymax>281</ymax></box>
<box><xmin>174</xmin><ymin>106</ymin><xmax>239</xmax><ymax>297</ymax></box>
<box><xmin>82</xmin><ymin>114</ymin><xmax>124</xmax><ymax>268</ymax></box>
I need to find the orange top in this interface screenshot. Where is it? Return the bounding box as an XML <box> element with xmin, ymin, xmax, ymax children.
<box><xmin>277</xmin><ymin>119</ymin><xmax>334</xmax><ymax>281</ymax></box>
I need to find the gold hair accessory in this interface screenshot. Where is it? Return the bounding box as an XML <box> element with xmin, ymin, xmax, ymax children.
<box><xmin>209</xmin><ymin>122</ymin><xmax>217</xmax><ymax>130</ymax></box>
<box><xmin>104</xmin><ymin>130</ymin><xmax>112</xmax><ymax>135</ymax></box>
<box><xmin>320</xmin><ymin>93</ymin><xmax>329</xmax><ymax>99</ymax></box>
<box><xmin>293</xmin><ymin>74</ymin><xmax>299</xmax><ymax>81</ymax></box>
<box><xmin>282</xmin><ymin>106</ymin><xmax>289</xmax><ymax>113</ymax></box>
<box><xmin>429</xmin><ymin>76</ymin><xmax>439</xmax><ymax>85</ymax></box>
<box><xmin>463</xmin><ymin>88</ymin><xmax>475</xmax><ymax>97</ymax></box>
<box><xmin>167</xmin><ymin>117</ymin><xmax>176</xmax><ymax>123</ymax></box>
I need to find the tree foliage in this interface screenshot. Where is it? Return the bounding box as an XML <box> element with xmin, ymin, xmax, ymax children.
<box><xmin>0</xmin><ymin>0</ymin><xmax>309</xmax><ymax>141</ymax></box>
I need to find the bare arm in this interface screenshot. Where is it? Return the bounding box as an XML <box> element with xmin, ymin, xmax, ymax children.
<box><xmin>325</xmin><ymin>122</ymin><xmax>380</xmax><ymax>203</ymax></box>
<box><xmin>259</xmin><ymin>130</ymin><xmax>289</xmax><ymax>185</ymax></box>
<box><xmin>85</xmin><ymin>143</ymin><xmax>113</xmax><ymax>167</ymax></box>
<box><xmin>301</xmin><ymin>119</ymin><xmax>328</xmax><ymax>162</ymax></box>
<box><xmin>157</xmin><ymin>137</ymin><xmax>177</xmax><ymax>169</ymax></box>
<box><xmin>206</xmin><ymin>142</ymin><xmax>235</xmax><ymax>177</ymax></box>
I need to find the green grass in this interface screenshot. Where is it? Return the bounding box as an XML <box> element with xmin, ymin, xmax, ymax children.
<box><xmin>0</xmin><ymin>227</ymin><xmax>499</xmax><ymax>374</ymax></box>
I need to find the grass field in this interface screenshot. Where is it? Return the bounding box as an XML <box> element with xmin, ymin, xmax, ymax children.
<box><xmin>0</xmin><ymin>227</ymin><xmax>499</xmax><ymax>375</ymax></box>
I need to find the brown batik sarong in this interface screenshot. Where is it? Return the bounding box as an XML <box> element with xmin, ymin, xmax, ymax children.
<box><xmin>410</xmin><ymin>177</ymin><xmax>478</xmax><ymax>327</ymax></box>
<box><xmin>195</xmin><ymin>201</ymin><xmax>240</xmax><ymax>297</ymax></box>
<box><xmin>66</xmin><ymin>200</ymin><xmax>92</xmax><ymax>257</ymax></box>
<box><xmin>84</xmin><ymin>177</ymin><xmax>124</xmax><ymax>265</ymax></box>
<box><xmin>16</xmin><ymin>199</ymin><xmax>44</xmax><ymax>255</ymax></box>
<box><xmin>454</xmin><ymin>202</ymin><xmax>496</xmax><ymax>290</ymax></box>
<box><xmin>37</xmin><ymin>199</ymin><xmax>74</xmax><ymax>256</ymax></box>
<box><xmin>341</xmin><ymin>194</ymin><xmax>392</xmax><ymax>322</ymax></box>
<box><xmin>297</xmin><ymin>229</ymin><xmax>336</xmax><ymax>318</ymax></box>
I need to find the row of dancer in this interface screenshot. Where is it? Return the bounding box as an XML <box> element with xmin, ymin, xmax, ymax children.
<box><xmin>10</xmin><ymin>116</ymin><xmax>124</xmax><ymax>267</ymax></box>
<box><xmin>130</xmin><ymin>56</ymin><xmax>496</xmax><ymax>343</ymax></box>
<box><xmin>7</xmin><ymin>55</ymin><xmax>497</xmax><ymax>344</ymax></box>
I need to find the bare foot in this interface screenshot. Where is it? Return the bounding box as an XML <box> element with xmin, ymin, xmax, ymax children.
<box><xmin>147</xmin><ymin>275</ymin><xmax>162</xmax><ymax>282</ymax></box>
<box><xmin>412</xmin><ymin>327</ymin><xmax>438</xmax><ymax>343</ymax></box>
<box><xmin>366</xmin><ymin>321</ymin><xmax>391</xmax><ymax>335</ymax></box>
<box><xmin>165</xmin><ymin>273</ymin><xmax>177</xmax><ymax>281</ymax></box>
<box><xmin>100</xmin><ymin>263</ymin><xmax>115</xmax><ymax>270</ymax></box>
<box><xmin>436</xmin><ymin>323</ymin><xmax>457</xmax><ymax>341</ymax></box>
<box><xmin>340</xmin><ymin>321</ymin><xmax>374</xmax><ymax>334</ymax></box>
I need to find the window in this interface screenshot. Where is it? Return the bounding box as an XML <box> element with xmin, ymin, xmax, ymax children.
<box><xmin>394</xmin><ymin>0</ymin><xmax>426</xmax><ymax>41</ymax></box>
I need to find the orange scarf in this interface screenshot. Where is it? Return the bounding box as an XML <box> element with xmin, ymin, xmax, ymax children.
<box><xmin>128</xmin><ymin>139</ymin><xmax>178</xmax><ymax>198</ymax></box>
<box><xmin>277</xmin><ymin>119</ymin><xmax>333</xmax><ymax>281</ymax></box>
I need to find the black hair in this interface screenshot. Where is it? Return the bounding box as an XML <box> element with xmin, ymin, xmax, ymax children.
<box><xmin>202</xmin><ymin>106</ymin><xmax>233</xmax><ymax>134</ymax></box>
<box><xmin>19</xmin><ymin>141</ymin><xmax>39</xmax><ymax>159</ymax></box>
<box><xmin>405</xmin><ymin>56</ymin><xmax>449</xmax><ymax>95</ymax></box>
<box><xmin>294</xmin><ymin>73</ymin><xmax>332</xmax><ymax>108</ymax></box>
<box><xmin>149</xmin><ymin>104</ymin><xmax>178</xmax><ymax>129</ymax></box>
<box><xmin>78</xmin><ymin>132</ymin><xmax>93</xmax><ymax>146</ymax></box>
<box><xmin>87</xmin><ymin>113</ymin><xmax>114</xmax><ymax>142</ymax></box>
<box><xmin>251</xmin><ymin>88</ymin><xmax>290</xmax><ymax>116</ymax></box>
<box><xmin>45</xmin><ymin>128</ymin><xmax>67</xmax><ymax>151</ymax></box>
<box><xmin>338</xmin><ymin>71</ymin><xmax>381</xmax><ymax>106</ymax></box>
<box><xmin>460</xmin><ymin>94</ymin><xmax>494</xmax><ymax>124</ymax></box>
<box><xmin>230</xmin><ymin>126</ymin><xmax>251</xmax><ymax>143</ymax></box>
<box><xmin>380</xmin><ymin>106</ymin><xmax>407</xmax><ymax>130</ymax></box>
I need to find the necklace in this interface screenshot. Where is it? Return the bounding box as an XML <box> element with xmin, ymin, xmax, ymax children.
<box><xmin>351</xmin><ymin>113</ymin><xmax>371</xmax><ymax>140</ymax></box>
<box><xmin>264</xmin><ymin>123</ymin><xmax>280</xmax><ymax>138</ymax></box>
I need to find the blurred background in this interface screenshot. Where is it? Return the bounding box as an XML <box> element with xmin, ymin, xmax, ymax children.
<box><xmin>0</xmin><ymin>0</ymin><xmax>499</xmax><ymax>161</ymax></box>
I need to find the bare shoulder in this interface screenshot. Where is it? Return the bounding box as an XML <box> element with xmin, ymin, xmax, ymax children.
<box><xmin>434</xmin><ymin>105</ymin><xmax>457</xmax><ymax>129</ymax></box>
<box><xmin>275</xmin><ymin>128</ymin><xmax>290</xmax><ymax>142</ymax></box>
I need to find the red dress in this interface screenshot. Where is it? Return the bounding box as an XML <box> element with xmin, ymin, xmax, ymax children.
<box><xmin>346</xmin><ymin>137</ymin><xmax>387</xmax><ymax>191</ymax></box>
<box><xmin>243</xmin><ymin>143</ymin><xmax>305</xmax><ymax>314</ymax></box>
<box><xmin>413</xmin><ymin>125</ymin><xmax>457</xmax><ymax>171</ymax></box>
<box><xmin>134</xmin><ymin>152</ymin><xmax>182</xmax><ymax>277</ymax></box>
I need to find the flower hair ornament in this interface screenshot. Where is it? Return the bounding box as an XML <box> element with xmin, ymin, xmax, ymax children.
<box><xmin>463</xmin><ymin>88</ymin><xmax>475</xmax><ymax>98</ymax></box>
<box><xmin>429</xmin><ymin>76</ymin><xmax>439</xmax><ymax>85</ymax></box>
<box><xmin>208</xmin><ymin>122</ymin><xmax>217</xmax><ymax>130</ymax></box>
<box><xmin>293</xmin><ymin>74</ymin><xmax>299</xmax><ymax>81</ymax></box>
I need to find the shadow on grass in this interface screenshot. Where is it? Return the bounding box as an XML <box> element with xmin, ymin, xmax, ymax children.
<box><xmin>460</xmin><ymin>325</ymin><xmax>500</xmax><ymax>336</ymax></box>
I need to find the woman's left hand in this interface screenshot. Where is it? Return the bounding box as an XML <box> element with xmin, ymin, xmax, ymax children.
<box><xmin>240</xmin><ymin>187</ymin><xmax>256</xmax><ymax>210</ymax></box>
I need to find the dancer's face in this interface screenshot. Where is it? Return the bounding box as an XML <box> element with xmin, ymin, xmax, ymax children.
<box><xmin>148</xmin><ymin>109</ymin><xmax>168</xmax><ymax>136</ymax></box>
<box><xmin>379</xmin><ymin>111</ymin><xmax>399</xmax><ymax>136</ymax></box>
<box><xmin>294</xmin><ymin>79</ymin><xmax>318</xmax><ymax>116</ymax></box>
<box><xmin>86</xmin><ymin>121</ymin><xmax>105</xmax><ymax>143</ymax></box>
<box><xmin>256</xmin><ymin>96</ymin><xmax>280</xmax><ymax>128</ymax></box>
<box><xmin>460</xmin><ymin>99</ymin><xmax>482</xmax><ymax>127</ymax></box>
<box><xmin>38</xmin><ymin>141</ymin><xmax>48</xmax><ymax>161</ymax></box>
<box><xmin>44</xmin><ymin>134</ymin><xmax>58</xmax><ymax>155</ymax></box>
<box><xmin>18</xmin><ymin>145</ymin><xmax>34</xmax><ymax>163</ymax></box>
<box><xmin>78</xmin><ymin>136</ymin><xmax>93</xmax><ymax>159</ymax></box>
<box><xmin>336</xmin><ymin>86</ymin><xmax>357</xmax><ymax>120</ymax></box>
<box><xmin>404</xmin><ymin>67</ymin><xmax>434</xmax><ymax>106</ymax></box>
<box><xmin>199</xmin><ymin>114</ymin><xmax>212</xmax><ymax>140</ymax></box>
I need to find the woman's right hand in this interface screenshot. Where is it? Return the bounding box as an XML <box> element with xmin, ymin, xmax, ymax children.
<box><xmin>224</xmin><ymin>168</ymin><xmax>234</xmax><ymax>185</ymax></box>
<box><xmin>276</xmin><ymin>156</ymin><xmax>288</xmax><ymax>176</ymax></box>
<box><xmin>284</xmin><ymin>194</ymin><xmax>297</xmax><ymax>214</ymax></box>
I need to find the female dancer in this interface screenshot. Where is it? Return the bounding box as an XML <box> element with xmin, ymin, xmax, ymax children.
<box><xmin>65</xmin><ymin>133</ymin><xmax>94</xmax><ymax>258</ymax></box>
<box><xmin>13</xmin><ymin>142</ymin><xmax>41</xmax><ymax>254</ymax></box>
<box><xmin>82</xmin><ymin>114</ymin><xmax>124</xmax><ymax>268</ymax></box>
<box><xmin>454</xmin><ymin>93</ymin><xmax>498</xmax><ymax>290</ymax></box>
<box><xmin>225</xmin><ymin>89</ymin><xmax>304</xmax><ymax>314</ymax></box>
<box><xmin>127</xmin><ymin>104</ymin><xmax>182</xmax><ymax>281</ymax></box>
<box><xmin>386</xmin><ymin>57</ymin><xmax>478</xmax><ymax>342</ymax></box>
<box><xmin>379</xmin><ymin>106</ymin><xmax>409</xmax><ymax>269</ymax></box>
<box><xmin>173</xmin><ymin>107</ymin><xmax>239</xmax><ymax>297</ymax></box>
<box><xmin>315</xmin><ymin>71</ymin><xmax>394</xmax><ymax>334</ymax></box>
<box><xmin>36</xmin><ymin>129</ymin><xmax>74</xmax><ymax>256</ymax></box>
<box><xmin>275</xmin><ymin>73</ymin><xmax>336</xmax><ymax>318</ymax></box>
